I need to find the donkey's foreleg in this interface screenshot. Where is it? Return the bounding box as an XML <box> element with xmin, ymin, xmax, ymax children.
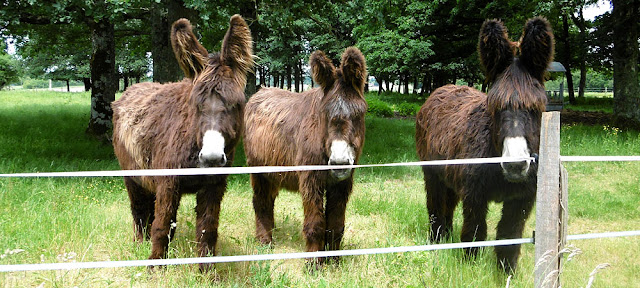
<box><xmin>495</xmin><ymin>196</ymin><xmax>535</xmax><ymax>274</ymax></box>
<box><xmin>424</xmin><ymin>170</ymin><xmax>459</xmax><ymax>243</ymax></box>
<box><xmin>300</xmin><ymin>172</ymin><xmax>326</xmax><ymax>266</ymax></box>
<box><xmin>195</xmin><ymin>177</ymin><xmax>226</xmax><ymax>272</ymax></box>
<box><xmin>251</xmin><ymin>174</ymin><xmax>279</xmax><ymax>245</ymax></box>
<box><xmin>124</xmin><ymin>177</ymin><xmax>155</xmax><ymax>242</ymax></box>
<box><xmin>325</xmin><ymin>179</ymin><xmax>352</xmax><ymax>256</ymax></box>
<box><xmin>149</xmin><ymin>179</ymin><xmax>181</xmax><ymax>261</ymax></box>
<box><xmin>460</xmin><ymin>194</ymin><xmax>488</xmax><ymax>258</ymax></box>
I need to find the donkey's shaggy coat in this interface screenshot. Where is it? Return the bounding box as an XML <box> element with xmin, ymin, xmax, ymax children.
<box><xmin>111</xmin><ymin>15</ymin><xmax>253</xmax><ymax>271</ymax></box>
<box><xmin>244</xmin><ymin>47</ymin><xmax>367</xmax><ymax>264</ymax></box>
<box><xmin>416</xmin><ymin>17</ymin><xmax>554</xmax><ymax>273</ymax></box>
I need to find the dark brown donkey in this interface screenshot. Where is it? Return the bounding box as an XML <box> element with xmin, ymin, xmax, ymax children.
<box><xmin>415</xmin><ymin>17</ymin><xmax>553</xmax><ymax>273</ymax></box>
<box><xmin>244</xmin><ymin>47</ymin><xmax>367</xmax><ymax>265</ymax></box>
<box><xmin>111</xmin><ymin>15</ymin><xmax>253</xmax><ymax>271</ymax></box>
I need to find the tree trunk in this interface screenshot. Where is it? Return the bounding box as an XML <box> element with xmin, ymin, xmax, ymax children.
<box><xmin>299</xmin><ymin>60</ymin><xmax>304</xmax><ymax>91</ymax></box>
<box><xmin>561</xmin><ymin>14</ymin><xmax>576</xmax><ymax>104</ymax></box>
<box><xmin>375</xmin><ymin>76</ymin><xmax>384</xmax><ymax>95</ymax></box>
<box><xmin>612</xmin><ymin>0</ymin><xmax>640</xmax><ymax>121</ymax></box>
<box><xmin>279</xmin><ymin>73</ymin><xmax>284</xmax><ymax>89</ymax></box>
<box><xmin>66</xmin><ymin>80</ymin><xmax>70</xmax><ymax>92</ymax></box>
<box><xmin>404</xmin><ymin>74</ymin><xmax>409</xmax><ymax>94</ymax></box>
<box><xmin>150</xmin><ymin>0</ymin><xmax>195</xmax><ymax>83</ymax></box>
<box><xmin>420</xmin><ymin>73</ymin><xmax>428</xmax><ymax>97</ymax></box>
<box><xmin>294</xmin><ymin>61</ymin><xmax>301</xmax><ymax>92</ymax></box>
<box><xmin>578</xmin><ymin>60</ymin><xmax>587</xmax><ymax>100</ymax></box>
<box><xmin>259</xmin><ymin>66</ymin><xmax>266</xmax><ymax>87</ymax></box>
<box><xmin>83</xmin><ymin>77</ymin><xmax>91</xmax><ymax>91</ymax></box>
<box><xmin>124</xmin><ymin>75</ymin><xmax>129</xmax><ymax>91</ymax></box>
<box><xmin>286</xmin><ymin>65</ymin><xmax>292</xmax><ymax>91</ymax></box>
<box><xmin>86</xmin><ymin>13</ymin><xmax>117</xmax><ymax>140</ymax></box>
<box><xmin>571</xmin><ymin>8</ymin><xmax>589</xmax><ymax>101</ymax></box>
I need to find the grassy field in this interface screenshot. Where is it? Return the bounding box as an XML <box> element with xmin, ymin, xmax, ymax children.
<box><xmin>0</xmin><ymin>90</ymin><xmax>639</xmax><ymax>287</ymax></box>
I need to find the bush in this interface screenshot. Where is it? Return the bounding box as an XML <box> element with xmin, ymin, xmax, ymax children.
<box><xmin>396</xmin><ymin>102</ymin><xmax>421</xmax><ymax>117</ymax></box>
<box><xmin>0</xmin><ymin>54</ymin><xmax>21</xmax><ymax>90</ymax></box>
<box><xmin>22</xmin><ymin>78</ymin><xmax>49</xmax><ymax>89</ymax></box>
<box><xmin>367</xmin><ymin>99</ymin><xmax>394</xmax><ymax>117</ymax></box>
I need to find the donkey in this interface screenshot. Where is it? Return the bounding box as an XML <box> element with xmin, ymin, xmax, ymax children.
<box><xmin>111</xmin><ymin>15</ymin><xmax>253</xmax><ymax>271</ymax></box>
<box><xmin>244</xmin><ymin>47</ymin><xmax>367</xmax><ymax>265</ymax></box>
<box><xmin>415</xmin><ymin>17</ymin><xmax>554</xmax><ymax>273</ymax></box>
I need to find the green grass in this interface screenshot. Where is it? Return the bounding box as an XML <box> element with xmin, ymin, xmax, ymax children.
<box><xmin>1</xmin><ymin>90</ymin><xmax>639</xmax><ymax>287</ymax></box>
<box><xmin>564</xmin><ymin>94</ymin><xmax>614</xmax><ymax>113</ymax></box>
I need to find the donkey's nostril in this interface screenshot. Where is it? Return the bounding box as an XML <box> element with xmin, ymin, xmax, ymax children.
<box><xmin>503</xmin><ymin>161</ymin><xmax>527</xmax><ymax>172</ymax></box>
<box><xmin>500</xmin><ymin>160</ymin><xmax>531</xmax><ymax>182</ymax></box>
<box><xmin>199</xmin><ymin>153</ymin><xmax>227</xmax><ymax>167</ymax></box>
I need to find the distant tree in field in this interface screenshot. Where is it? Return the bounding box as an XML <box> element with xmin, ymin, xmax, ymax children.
<box><xmin>0</xmin><ymin>0</ymin><xmax>194</xmax><ymax>139</ymax></box>
<box><xmin>0</xmin><ymin>42</ymin><xmax>21</xmax><ymax>90</ymax></box>
<box><xmin>16</xmin><ymin>24</ymin><xmax>92</xmax><ymax>92</ymax></box>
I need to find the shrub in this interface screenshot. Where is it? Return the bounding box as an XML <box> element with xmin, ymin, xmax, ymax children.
<box><xmin>396</xmin><ymin>102</ymin><xmax>421</xmax><ymax>117</ymax></box>
<box><xmin>367</xmin><ymin>99</ymin><xmax>394</xmax><ymax>117</ymax></box>
<box><xmin>0</xmin><ymin>54</ymin><xmax>21</xmax><ymax>90</ymax></box>
<box><xmin>22</xmin><ymin>78</ymin><xmax>49</xmax><ymax>89</ymax></box>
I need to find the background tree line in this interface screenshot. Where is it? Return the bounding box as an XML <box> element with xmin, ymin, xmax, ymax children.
<box><xmin>1</xmin><ymin>0</ymin><xmax>638</xmax><ymax>139</ymax></box>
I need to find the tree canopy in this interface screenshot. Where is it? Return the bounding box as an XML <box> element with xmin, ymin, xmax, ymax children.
<box><xmin>3</xmin><ymin>0</ymin><xmax>639</xmax><ymax>128</ymax></box>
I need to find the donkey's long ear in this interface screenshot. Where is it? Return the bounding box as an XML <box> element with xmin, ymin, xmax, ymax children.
<box><xmin>478</xmin><ymin>19</ymin><xmax>515</xmax><ymax>84</ymax></box>
<box><xmin>171</xmin><ymin>18</ymin><xmax>209</xmax><ymax>79</ymax></box>
<box><xmin>310</xmin><ymin>50</ymin><xmax>336</xmax><ymax>90</ymax></box>
<box><xmin>339</xmin><ymin>47</ymin><xmax>367</xmax><ymax>93</ymax></box>
<box><xmin>520</xmin><ymin>16</ymin><xmax>554</xmax><ymax>82</ymax></box>
<box><xmin>221</xmin><ymin>14</ymin><xmax>254</xmax><ymax>86</ymax></box>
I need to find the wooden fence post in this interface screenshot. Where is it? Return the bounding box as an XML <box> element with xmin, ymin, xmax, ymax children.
<box><xmin>534</xmin><ymin>111</ymin><xmax>568</xmax><ymax>288</ymax></box>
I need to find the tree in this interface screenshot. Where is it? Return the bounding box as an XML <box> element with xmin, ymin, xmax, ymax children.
<box><xmin>611</xmin><ymin>0</ymin><xmax>640</xmax><ymax>121</ymax></box>
<box><xmin>0</xmin><ymin>40</ymin><xmax>21</xmax><ymax>90</ymax></box>
<box><xmin>1</xmin><ymin>0</ymin><xmax>188</xmax><ymax>139</ymax></box>
<box><xmin>16</xmin><ymin>24</ymin><xmax>92</xmax><ymax>92</ymax></box>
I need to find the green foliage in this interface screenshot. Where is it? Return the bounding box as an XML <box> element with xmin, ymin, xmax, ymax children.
<box><xmin>21</xmin><ymin>78</ymin><xmax>49</xmax><ymax>89</ymax></box>
<box><xmin>395</xmin><ymin>102</ymin><xmax>421</xmax><ymax>117</ymax></box>
<box><xmin>366</xmin><ymin>98</ymin><xmax>394</xmax><ymax>117</ymax></box>
<box><xmin>0</xmin><ymin>53</ymin><xmax>21</xmax><ymax>89</ymax></box>
<box><xmin>546</xmin><ymin>69</ymin><xmax>614</xmax><ymax>91</ymax></box>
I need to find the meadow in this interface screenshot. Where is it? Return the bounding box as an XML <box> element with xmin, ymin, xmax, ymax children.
<box><xmin>0</xmin><ymin>90</ymin><xmax>638</xmax><ymax>287</ymax></box>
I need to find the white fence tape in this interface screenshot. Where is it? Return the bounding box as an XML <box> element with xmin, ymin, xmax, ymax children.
<box><xmin>560</xmin><ymin>155</ymin><xmax>640</xmax><ymax>162</ymax></box>
<box><xmin>0</xmin><ymin>238</ymin><xmax>532</xmax><ymax>272</ymax></box>
<box><xmin>1</xmin><ymin>231</ymin><xmax>638</xmax><ymax>272</ymax></box>
<box><xmin>3</xmin><ymin>155</ymin><xmax>640</xmax><ymax>178</ymax></box>
<box><xmin>2</xmin><ymin>155</ymin><xmax>640</xmax><ymax>273</ymax></box>
<box><xmin>0</xmin><ymin>156</ymin><xmax>534</xmax><ymax>178</ymax></box>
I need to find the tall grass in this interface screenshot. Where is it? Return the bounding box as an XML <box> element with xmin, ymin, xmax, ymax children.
<box><xmin>1</xmin><ymin>90</ymin><xmax>639</xmax><ymax>287</ymax></box>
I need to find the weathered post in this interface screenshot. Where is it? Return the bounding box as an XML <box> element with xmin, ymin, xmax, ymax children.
<box><xmin>534</xmin><ymin>111</ymin><xmax>567</xmax><ymax>288</ymax></box>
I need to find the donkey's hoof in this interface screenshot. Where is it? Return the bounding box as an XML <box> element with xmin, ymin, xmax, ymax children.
<box><xmin>256</xmin><ymin>235</ymin><xmax>273</xmax><ymax>247</ymax></box>
<box><xmin>304</xmin><ymin>257</ymin><xmax>327</xmax><ymax>273</ymax></box>
<box><xmin>199</xmin><ymin>262</ymin><xmax>216</xmax><ymax>273</ymax></box>
<box><xmin>463</xmin><ymin>247</ymin><xmax>481</xmax><ymax>259</ymax></box>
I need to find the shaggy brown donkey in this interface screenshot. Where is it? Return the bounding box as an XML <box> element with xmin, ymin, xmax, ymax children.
<box><xmin>415</xmin><ymin>17</ymin><xmax>554</xmax><ymax>273</ymax></box>
<box><xmin>244</xmin><ymin>47</ymin><xmax>367</xmax><ymax>265</ymax></box>
<box><xmin>111</xmin><ymin>15</ymin><xmax>253</xmax><ymax>271</ymax></box>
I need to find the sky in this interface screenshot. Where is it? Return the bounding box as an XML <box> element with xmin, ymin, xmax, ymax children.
<box><xmin>584</xmin><ymin>0</ymin><xmax>612</xmax><ymax>20</ymax></box>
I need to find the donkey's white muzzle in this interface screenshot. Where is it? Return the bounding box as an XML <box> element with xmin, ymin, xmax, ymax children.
<box><xmin>328</xmin><ymin>140</ymin><xmax>355</xmax><ymax>181</ymax></box>
<box><xmin>500</xmin><ymin>136</ymin><xmax>531</xmax><ymax>182</ymax></box>
<box><xmin>199</xmin><ymin>130</ymin><xmax>227</xmax><ymax>167</ymax></box>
